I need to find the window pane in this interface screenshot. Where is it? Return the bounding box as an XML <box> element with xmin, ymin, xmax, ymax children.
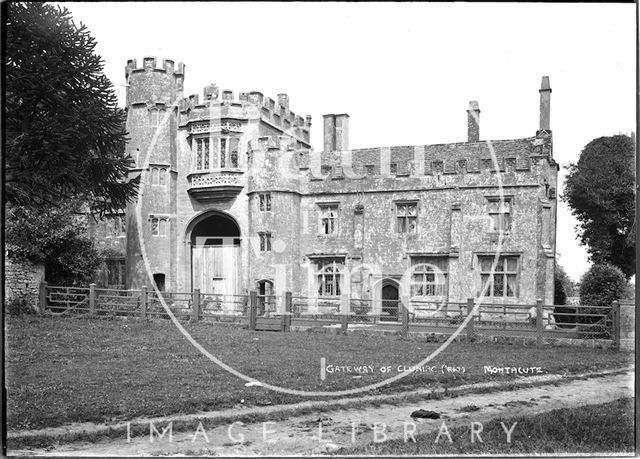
<box><xmin>506</xmin><ymin>274</ymin><xmax>517</xmax><ymax>297</ymax></box>
<box><xmin>159</xmin><ymin>168</ymin><xmax>166</xmax><ymax>186</ymax></box>
<box><xmin>493</xmin><ymin>274</ymin><xmax>504</xmax><ymax>296</ymax></box>
<box><xmin>480</xmin><ymin>257</ymin><xmax>493</xmax><ymax>272</ymax></box>
<box><xmin>491</xmin><ymin>214</ymin><xmax>499</xmax><ymax>231</ymax></box>
<box><xmin>203</xmin><ymin>139</ymin><xmax>210</xmax><ymax>169</ymax></box>
<box><xmin>259</xmin><ymin>194</ymin><xmax>264</xmax><ymax>211</ymax></box>
<box><xmin>220</xmin><ymin>138</ymin><xmax>227</xmax><ymax>167</ymax></box>
<box><xmin>266</xmin><ymin>194</ymin><xmax>271</xmax><ymax>211</ymax></box>
<box><xmin>495</xmin><ymin>258</ymin><xmax>504</xmax><ymax>272</ymax></box>
<box><xmin>151</xmin><ymin>218</ymin><xmax>158</xmax><ymax>235</ymax></box>
<box><xmin>506</xmin><ymin>257</ymin><xmax>518</xmax><ymax>272</ymax></box>
<box><xmin>488</xmin><ymin>201</ymin><xmax>499</xmax><ymax>212</ymax></box>
<box><xmin>480</xmin><ymin>273</ymin><xmax>491</xmax><ymax>292</ymax></box>
<box><xmin>408</xmin><ymin>218</ymin><xmax>417</xmax><ymax>233</ymax></box>
<box><xmin>407</xmin><ymin>204</ymin><xmax>417</xmax><ymax>216</ymax></box>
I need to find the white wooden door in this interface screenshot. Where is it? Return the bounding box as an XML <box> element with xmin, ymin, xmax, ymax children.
<box><xmin>192</xmin><ymin>245</ymin><xmax>241</xmax><ymax>296</ymax></box>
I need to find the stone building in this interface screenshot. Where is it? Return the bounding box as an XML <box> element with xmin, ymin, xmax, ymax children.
<box><xmin>90</xmin><ymin>56</ymin><xmax>558</xmax><ymax>317</ymax></box>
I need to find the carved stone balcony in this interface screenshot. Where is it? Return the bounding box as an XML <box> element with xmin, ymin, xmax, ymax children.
<box><xmin>187</xmin><ymin>170</ymin><xmax>244</xmax><ymax>202</ymax></box>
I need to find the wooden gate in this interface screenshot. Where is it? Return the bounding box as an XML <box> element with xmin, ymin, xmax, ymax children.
<box><xmin>192</xmin><ymin>245</ymin><xmax>241</xmax><ymax>296</ymax></box>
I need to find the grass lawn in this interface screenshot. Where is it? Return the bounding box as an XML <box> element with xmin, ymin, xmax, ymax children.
<box><xmin>335</xmin><ymin>397</ymin><xmax>636</xmax><ymax>455</ymax></box>
<box><xmin>5</xmin><ymin>315</ymin><xmax>633</xmax><ymax>431</ymax></box>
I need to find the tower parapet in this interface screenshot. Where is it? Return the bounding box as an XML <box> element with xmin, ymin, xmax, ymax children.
<box><xmin>125</xmin><ymin>57</ymin><xmax>185</xmax><ymax>106</ymax></box>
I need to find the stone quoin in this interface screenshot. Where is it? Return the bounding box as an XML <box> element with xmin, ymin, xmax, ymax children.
<box><xmin>89</xmin><ymin>57</ymin><xmax>558</xmax><ymax>318</ymax></box>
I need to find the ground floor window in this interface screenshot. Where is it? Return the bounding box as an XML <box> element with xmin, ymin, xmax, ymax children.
<box><xmin>314</xmin><ymin>258</ymin><xmax>344</xmax><ymax>297</ymax></box>
<box><xmin>478</xmin><ymin>255</ymin><xmax>519</xmax><ymax>297</ymax></box>
<box><xmin>410</xmin><ymin>256</ymin><xmax>448</xmax><ymax>297</ymax></box>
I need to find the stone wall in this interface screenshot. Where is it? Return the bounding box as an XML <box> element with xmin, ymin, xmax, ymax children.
<box><xmin>5</xmin><ymin>256</ymin><xmax>45</xmax><ymax>310</ymax></box>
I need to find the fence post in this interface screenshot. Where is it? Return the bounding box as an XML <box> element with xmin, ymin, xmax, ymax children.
<box><xmin>38</xmin><ymin>281</ymin><xmax>48</xmax><ymax>312</ymax></box>
<box><xmin>249</xmin><ymin>290</ymin><xmax>258</xmax><ymax>330</ymax></box>
<box><xmin>282</xmin><ymin>292</ymin><xmax>292</xmax><ymax>332</ymax></box>
<box><xmin>400</xmin><ymin>296</ymin><xmax>410</xmax><ymax>339</ymax></box>
<box><xmin>140</xmin><ymin>286</ymin><xmax>147</xmax><ymax>318</ymax></box>
<box><xmin>89</xmin><ymin>283</ymin><xmax>96</xmax><ymax>316</ymax></box>
<box><xmin>466</xmin><ymin>298</ymin><xmax>475</xmax><ymax>340</ymax></box>
<box><xmin>536</xmin><ymin>298</ymin><xmax>544</xmax><ymax>346</ymax></box>
<box><xmin>612</xmin><ymin>300</ymin><xmax>620</xmax><ymax>350</ymax></box>
<box><xmin>192</xmin><ymin>288</ymin><xmax>201</xmax><ymax>322</ymax></box>
<box><xmin>340</xmin><ymin>294</ymin><xmax>349</xmax><ymax>333</ymax></box>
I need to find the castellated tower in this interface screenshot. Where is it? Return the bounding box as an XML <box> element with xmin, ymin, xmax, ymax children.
<box><xmin>124</xmin><ymin>57</ymin><xmax>184</xmax><ymax>290</ymax></box>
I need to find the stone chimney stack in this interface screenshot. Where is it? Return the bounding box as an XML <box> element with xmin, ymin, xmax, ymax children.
<box><xmin>467</xmin><ymin>100</ymin><xmax>480</xmax><ymax>142</ymax></box>
<box><xmin>323</xmin><ymin>114</ymin><xmax>350</xmax><ymax>152</ymax></box>
<box><xmin>539</xmin><ymin>76</ymin><xmax>551</xmax><ymax>133</ymax></box>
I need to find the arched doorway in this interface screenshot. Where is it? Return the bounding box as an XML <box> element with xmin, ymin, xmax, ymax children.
<box><xmin>381</xmin><ymin>280</ymin><xmax>399</xmax><ymax>322</ymax></box>
<box><xmin>190</xmin><ymin>212</ymin><xmax>241</xmax><ymax>297</ymax></box>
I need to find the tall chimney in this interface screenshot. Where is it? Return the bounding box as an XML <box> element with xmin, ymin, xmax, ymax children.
<box><xmin>323</xmin><ymin>114</ymin><xmax>336</xmax><ymax>152</ymax></box>
<box><xmin>335</xmin><ymin>114</ymin><xmax>349</xmax><ymax>151</ymax></box>
<box><xmin>539</xmin><ymin>76</ymin><xmax>551</xmax><ymax>133</ymax></box>
<box><xmin>323</xmin><ymin>114</ymin><xmax>350</xmax><ymax>152</ymax></box>
<box><xmin>467</xmin><ymin>100</ymin><xmax>480</xmax><ymax>142</ymax></box>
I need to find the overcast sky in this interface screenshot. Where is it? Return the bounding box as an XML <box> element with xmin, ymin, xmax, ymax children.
<box><xmin>60</xmin><ymin>2</ymin><xmax>636</xmax><ymax>283</ymax></box>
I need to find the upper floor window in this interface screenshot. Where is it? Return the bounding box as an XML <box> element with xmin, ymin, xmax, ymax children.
<box><xmin>410</xmin><ymin>257</ymin><xmax>448</xmax><ymax>297</ymax></box>
<box><xmin>105</xmin><ymin>214</ymin><xmax>126</xmax><ymax>238</ymax></box>
<box><xmin>478</xmin><ymin>255</ymin><xmax>519</xmax><ymax>297</ymax></box>
<box><xmin>193</xmin><ymin>137</ymin><xmax>240</xmax><ymax>171</ymax></box>
<box><xmin>150</xmin><ymin>167</ymin><xmax>168</xmax><ymax>186</ymax></box>
<box><xmin>151</xmin><ymin>217</ymin><xmax>169</xmax><ymax>237</ymax></box>
<box><xmin>259</xmin><ymin>193</ymin><xmax>272</xmax><ymax>212</ymax></box>
<box><xmin>487</xmin><ymin>197</ymin><xmax>512</xmax><ymax>233</ymax></box>
<box><xmin>314</xmin><ymin>258</ymin><xmax>344</xmax><ymax>297</ymax></box>
<box><xmin>318</xmin><ymin>203</ymin><xmax>338</xmax><ymax>235</ymax></box>
<box><xmin>396</xmin><ymin>202</ymin><xmax>417</xmax><ymax>233</ymax></box>
<box><xmin>259</xmin><ymin>232</ymin><xmax>272</xmax><ymax>252</ymax></box>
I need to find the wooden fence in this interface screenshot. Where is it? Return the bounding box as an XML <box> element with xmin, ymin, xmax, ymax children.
<box><xmin>38</xmin><ymin>282</ymin><xmax>624</xmax><ymax>349</ymax></box>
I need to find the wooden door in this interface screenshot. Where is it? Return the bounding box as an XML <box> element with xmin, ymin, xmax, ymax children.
<box><xmin>192</xmin><ymin>245</ymin><xmax>241</xmax><ymax>296</ymax></box>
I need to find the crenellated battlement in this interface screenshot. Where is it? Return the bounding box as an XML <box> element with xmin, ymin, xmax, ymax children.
<box><xmin>125</xmin><ymin>57</ymin><xmax>185</xmax><ymax>78</ymax></box>
<box><xmin>246</xmin><ymin>134</ymin><xmax>556</xmax><ymax>184</ymax></box>
<box><xmin>178</xmin><ymin>85</ymin><xmax>311</xmax><ymax>144</ymax></box>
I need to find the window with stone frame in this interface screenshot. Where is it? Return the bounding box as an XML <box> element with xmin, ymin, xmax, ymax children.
<box><xmin>315</xmin><ymin>258</ymin><xmax>344</xmax><ymax>297</ymax></box>
<box><xmin>105</xmin><ymin>258</ymin><xmax>126</xmax><ymax>288</ymax></box>
<box><xmin>478</xmin><ymin>255</ymin><xmax>519</xmax><ymax>297</ymax></box>
<box><xmin>105</xmin><ymin>214</ymin><xmax>126</xmax><ymax>238</ymax></box>
<box><xmin>151</xmin><ymin>217</ymin><xmax>169</xmax><ymax>237</ymax></box>
<box><xmin>318</xmin><ymin>203</ymin><xmax>339</xmax><ymax>235</ymax></box>
<box><xmin>194</xmin><ymin>138</ymin><xmax>210</xmax><ymax>171</ymax></box>
<box><xmin>259</xmin><ymin>232</ymin><xmax>272</xmax><ymax>252</ymax></box>
<box><xmin>396</xmin><ymin>202</ymin><xmax>418</xmax><ymax>233</ymax></box>
<box><xmin>487</xmin><ymin>197</ymin><xmax>512</xmax><ymax>233</ymax></box>
<box><xmin>410</xmin><ymin>256</ymin><xmax>448</xmax><ymax>297</ymax></box>
<box><xmin>259</xmin><ymin>193</ymin><xmax>272</xmax><ymax>212</ymax></box>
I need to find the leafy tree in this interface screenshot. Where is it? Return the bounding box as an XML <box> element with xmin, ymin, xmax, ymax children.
<box><xmin>579</xmin><ymin>263</ymin><xmax>627</xmax><ymax>307</ymax></box>
<box><xmin>562</xmin><ymin>134</ymin><xmax>635</xmax><ymax>278</ymax></box>
<box><xmin>553</xmin><ymin>263</ymin><xmax>574</xmax><ymax>305</ymax></box>
<box><xmin>6</xmin><ymin>204</ymin><xmax>103</xmax><ymax>286</ymax></box>
<box><xmin>5</xmin><ymin>2</ymin><xmax>138</xmax><ymax>216</ymax></box>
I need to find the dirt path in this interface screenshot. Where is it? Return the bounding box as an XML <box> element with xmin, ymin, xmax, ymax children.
<box><xmin>11</xmin><ymin>369</ymin><xmax>633</xmax><ymax>456</ymax></box>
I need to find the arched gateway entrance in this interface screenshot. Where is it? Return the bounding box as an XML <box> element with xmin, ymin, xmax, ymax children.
<box><xmin>190</xmin><ymin>212</ymin><xmax>241</xmax><ymax>297</ymax></box>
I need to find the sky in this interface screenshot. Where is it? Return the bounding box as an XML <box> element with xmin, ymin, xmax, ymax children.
<box><xmin>59</xmin><ymin>2</ymin><xmax>636</xmax><ymax>283</ymax></box>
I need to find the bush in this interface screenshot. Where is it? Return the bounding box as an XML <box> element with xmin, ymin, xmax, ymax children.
<box><xmin>576</xmin><ymin>264</ymin><xmax>627</xmax><ymax>338</ymax></box>
<box><xmin>579</xmin><ymin>263</ymin><xmax>627</xmax><ymax>306</ymax></box>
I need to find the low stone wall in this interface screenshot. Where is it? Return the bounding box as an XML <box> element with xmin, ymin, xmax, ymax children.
<box><xmin>619</xmin><ymin>302</ymin><xmax>635</xmax><ymax>352</ymax></box>
<box><xmin>4</xmin><ymin>256</ymin><xmax>45</xmax><ymax>311</ymax></box>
